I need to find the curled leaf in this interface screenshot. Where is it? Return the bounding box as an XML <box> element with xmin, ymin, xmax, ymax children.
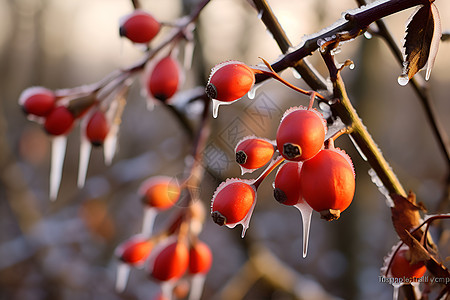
<box><xmin>400</xmin><ymin>3</ymin><xmax>441</xmax><ymax>82</ymax></box>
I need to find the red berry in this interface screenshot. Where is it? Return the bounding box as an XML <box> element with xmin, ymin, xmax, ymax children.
<box><xmin>276</xmin><ymin>107</ymin><xmax>327</xmax><ymax>161</ymax></box>
<box><xmin>211</xmin><ymin>179</ymin><xmax>255</xmax><ymax>226</ymax></box>
<box><xmin>273</xmin><ymin>161</ymin><xmax>302</xmax><ymax>206</ymax></box>
<box><xmin>189</xmin><ymin>241</ymin><xmax>213</xmax><ymax>275</ymax></box>
<box><xmin>140</xmin><ymin>176</ymin><xmax>180</xmax><ymax>210</ymax></box>
<box><xmin>119</xmin><ymin>10</ymin><xmax>160</xmax><ymax>44</ymax></box>
<box><xmin>391</xmin><ymin>248</ymin><xmax>427</xmax><ymax>279</ymax></box>
<box><xmin>150</xmin><ymin>240</ymin><xmax>189</xmax><ymax>281</ymax></box>
<box><xmin>235</xmin><ymin>137</ymin><xmax>275</xmax><ymax>171</ymax></box>
<box><xmin>44</xmin><ymin>106</ymin><xmax>75</xmax><ymax>136</ymax></box>
<box><xmin>147</xmin><ymin>56</ymin><xmax>180</xmax><ymax>102</ymax></box>
<box><xmin>206</xmin><ymin>61</ymin><xmax>255</xmax><ymax>102</ymax></box>
<box><xmin>19</xmin><ymin>86</ymin><xmax>56</xmax><ymax>117</ymax></box>
<box><xmin>299</xmin><ymin>148</ymin><xmax>355</xmax><ymax>221</ymax></box>
<box><xmin>115</xmin><ymin>236</ymin><xmax>153</xmax><ymax>266</ymax></box>
<box><xmin>86</xmin><ymin>110</ymin><xmax>109</xmax><ymax>146</ymax></box>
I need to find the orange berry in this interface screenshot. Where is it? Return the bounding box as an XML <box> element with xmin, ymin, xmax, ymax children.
<box><xmin>147</xmin><ymin>56</ymin><xmax>180</xmax><ymax>102</ymax></box>
<box><xmin>206</xmin><ymin>61</ymin><xmax>255</xmax><ymax>102</ymax></box>
<box><xmin>189</xmin><ymin>241</ymin><xmax>213</xmax><ymax>274</ymax></box>
<box><xmin>19</xmin><ymin>86</ymin><xmax>56</xmax><ymax>117</ymax></box>
<box><xmin>211</xmin><ymin>179</ymin><xmax>255</xmax><ymax>226</ymax></box>
<box><xmin>391</xmin><ymin>248</ymin><xmax>427</xmax><ymax>279</ymax></box>
<box><xmin>235</xmin><ymin>137</ymin><xmax>275</xmax><ymax>170</ymax></box>
<box><xmin>115</xmin><ymin>236</ymin><xmax>153</xmax><ymax>266</ymax></box>
<box><xmin>300</xmin><ymin>148</ymin><xmax>355</xmax><ymax>221</ymax></box>
<box><xmin>273</xmin><ymin>161</ymin><xmax>302</xmax><ymax>206</ymax></box>
<box><xmin>119</xmin><ymin>10</ymin><xmax>160</xmax><ymax>44</ymax></box>
<box><xmin>276</xmin><ymin>107</ymin><xmax>327</xmax><ymax>161</ymax></box>
<box><xmin>140</xmin><ymin>176</ymin><xmax>180</xmax><ymax>210</ymax></box>
<box><xmin>44</xmin><ymin>106</ymin><xmax>75</xmax><ymax>136</ymax></box>
<box><xmin>150</xmin><ymin>240</ymin><xmax>189</xmax><ymax>281</ymax></box>
<box><xmin>86</xmin><ymin>110</ymin><xmax>109</xmax><ymax>146</ymax></box>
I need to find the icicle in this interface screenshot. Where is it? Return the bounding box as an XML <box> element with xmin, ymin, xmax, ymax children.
<box><xmin>77</xmin><ymin>136</ymin><xmax>92</xmax><ymax>188</ymax></box>
<box><xmin>392</xmin><ymin>282</ymin><xmax>402</xmax><ymax>300</ymax></box>
<box><xmin>348</xmin><ymin>134</ymin><xmax>367</xmax><ymax>161</ymax></box>
<box><xmin>397</xmin><ymin>74</ymin><xmax>409</xmax><ymax>86</ymax></box>
<box><xmin>188</xmin><ymin>274</ymin><xmax>206</xmax><ymax>300</ymax></box>
<box><xmin>184</xmin><ymin>40</ymin><xmax>195</xmax><ymax>70</ymax></box>
<box><xmin>364</xmin><ymin>31</ymin><xmax>373</xmax><ymax>39</ymax></box>
<box><xmin>49</xmin><ymin>136</ymin><xmax>67</xmax><ymax>201</ymax></box>
<box><xmin>368</xmin><ymin>168</ymin><xmax>394</xmax><ymax>207</ymax></box>
<box><xmin>160</xmin><ymin>281</ymin><xmax>175</xmax><ymax>300</ymax></box>
<box><xmin>115</xmin><ymin>262</ymin><xmax>131</xmax><ymax>293</ymax></box>
<box><xmin>292</xmin><ymin>69</ymin><xmax>302</xmax><ymax>79</ymax></box>
<box><xmin>224</xmin><ymin>192</ymin><xmax>257</xmax><ymax>238</ymax></box>
<box><xmin>294</xmin><ymin>202</ymin><xmax>313</xmax><ymax>258</ymax></box>
<box><xmin>257</xmin><ymin>9</ymin><xmax>263</xmax><ymax>19</ymax></box>
<box><xmin>103</xmin><ymin>123</ymin><xmax>119</xmax><ymax>165</ymax></box>
<box><xmin>141</xmin><ymin>207</ymin><xmax>157</xmax><ymax>238</ymax></box>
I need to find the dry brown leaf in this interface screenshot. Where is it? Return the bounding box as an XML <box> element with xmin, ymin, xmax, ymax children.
<box><xmin>401</xmin><ymin>3</ymin><xmax>441</xmax><ymax>81</ymax></box>
<box><xmin>391</xmin><ymin>192</ymin><xmax>424</xmax><ymax>242</ymax></box>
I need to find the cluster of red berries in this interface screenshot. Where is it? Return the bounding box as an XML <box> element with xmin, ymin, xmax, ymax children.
<box><xmin>207</xmin><ymin>61</ymin><xmax>356</xmax><ymax>255</ymax></box>
<box><xmin>19</xmin><ymin>87</ymin><xmax>110</xmax><ymax>144</ymax></box>
<box><xmin>115</xmin><ymin>176</ymin><xmax>212</xmax><ymax>299</ymax></box>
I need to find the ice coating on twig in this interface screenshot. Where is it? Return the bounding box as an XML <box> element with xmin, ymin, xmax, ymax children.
<box><xmin>50</xmin><ymin>136</ymin><xmax>67</xmax><ymax>201</ymax></box>
<box><xmin>368</xmin><ymin>168</ymin><xmax>393</xmax><ymax>207</ymax></box>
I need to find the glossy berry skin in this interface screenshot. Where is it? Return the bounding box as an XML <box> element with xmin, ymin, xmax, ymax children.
<box><xmin>300</xmin><ymin>148</ymin><xmax>355</xmax><ymax>221</ymax></box>
<box><xmin>44</xmin><ymin>106</ymin><xmax>75</xmax><ymax>136</ymax></box>
<box><xmin>86</xmin><ymin>110</ymin><xmax>109</xmax><ymax>146</ymax></box>
<box><xmin>189</xmin><ymin>241</ymin><xmax>213</xmax><ymax>274</ymax></box>
<box><xmin>150</xmin><ymin>241</ymin><xmax>189</xmax><ymax>281</ymax></box>
<box><xmin>19</xmin><ymin>87</ymin><xmax>56</xmax><ymax>117</ymax></box>
<box><xmin>115</xmin><ymin>236</ymin><xmax>153</xmax><ymax>266</ymax></box>
<box><xmin>140</xmin><ymin>177</ymin><xmax>180</xmax><ymax>210</ymax></box>
<box><xmin>391</xmin><ymin>249</ymin><xmax>427</xmax><ymax>279</ymax></box>
<box><xmin>235</xmin><ymin>138</ymin><xmax>274</xmax><ymax>170</ymax></box>
<box><xmin>147</xmin><ymin>56</ymin><xmax>180</xmax><ymax>102</ymax></box>
<box><xmin>276</xmin><ymin>107</ymin><xmax>326</xmax><ymax>161</ymax></box>
<box><xmin>211</xmin><ymin>180</ymin><xmax>255</xmax><ymax>226</ymax></box>
<box><xmin>206</xmin><ymin>62</ymin><xmax>255</xmax><ymax>102</ymax></box>
<box><xmin>119</xmin><ymin>10</ymin><xmax>160</xmax><ymax>44</ymax></box>
<box><xmin>273</xmin><ymin>162</ymin><xmax>302</xmax><ymax>206</ymax></box>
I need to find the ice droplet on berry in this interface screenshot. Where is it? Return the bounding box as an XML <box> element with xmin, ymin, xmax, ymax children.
<box><xmin>115</xmin><ymin>262</ymin><xmax>131</xmax><ymax>292</ymax></box>
<box><xmin>212</xmin><ymin>99</ymin><xmax>235</xmax><ymax>118</ymax></box>
<box><xmin>397</xmin><ymin>74</ymin><xmax>409</xmax><ymax>86</ymax></box>
<box><xmin>294</xmin><ymin>201</ymin><xmax>313</xmax><ymax>258</ymax></box>
<box><xmin>188</xmin><ymin>274</ymin><xmax>207</xmax><ymax>300</ymax></box>
<box><xmin>50</xmin><ymin>136</ymin><xmax>67</xmax><ymax>201</ymax></box>
<box><xmin>104</xmin><ymin>122</ymin><xmax>119</xmax><ymax>165</ymax></box>
<box><xmin>364</xmin><ymin>31</ymin><xmax>373</xmax><ymax>39</ymax></box>
<box><xmin>292</xmin><ymin>69</ymin><xmax>302</xmax><ymax>79</ymax></box>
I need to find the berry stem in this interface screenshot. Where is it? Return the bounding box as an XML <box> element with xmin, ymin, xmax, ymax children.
<box><xmin>253</xmin><ymin>155</ymin><xmax>285</xmax><ymax>190</ymax></box>
<box><xmin>253</xmin><ymin>57</ymin><xmax>325</xmax><ymax>101</ymax></box>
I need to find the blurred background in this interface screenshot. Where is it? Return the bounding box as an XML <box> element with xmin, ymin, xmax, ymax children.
<box><xmin>0</xmin><ymin>0</ymin><xmax>449</xmax><ymax>299</ymax></box>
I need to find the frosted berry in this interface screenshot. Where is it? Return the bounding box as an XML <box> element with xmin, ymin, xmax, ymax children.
<box><xmin>276</xmin><ymin>107</ymin><xmax>327</xmax><ymax>161</ymax></box>
<box><xmin>273</xmin><ymin>161</ymin><xmax>302</xmax><ymax>206</ymax></box>
<box><xmin>150</xmin><ymin>240</ymin><xmax>189</xmax><ymax>281</ymax></box>
<box><xmin>211</xmin><ymin>179</ymin><xmax>255</xmax><ymax>226</ymax></box>
<box><xmin>189</xmin><ymin>241</ymin><xmax>213</xmax><ymax>274</ymax></box>
<box><xmin>147</xmin><ymin>56</ymin><xmax>180</xmax><ymax>102</ymax></box>
<box><xmin>86</xmin><ymin>110</ymin><xmax>109</xmax><ymax>146</ymax></box>
<box><xmin>300</xmin><ymin>148</ymin><xmax>355</xmax><ymax>221</ymax></box>
<box><xmin>391</xmin><ymin>248</ymin><xmax>427</xmax><ymax>279</ymax></box>
<box><xmin>19</xmin><ymin>86</ymin><xmax>56</xmax><ymax>117</ymax></box>
<box><xmin>206</xmin><ymin>61</ymin><xmax>255</xmax><ymax>102</ymax></box>
<box><xmin>44</xmin><ymin>106</ymin><xmax>75</xmax><ymax>136</ymax></box>
<box><xmin>115</xmin><ymin>236</ymin><xmax>153</xmax><ymax>266</ymax></box>
<box><xmin>140</xmin><ymin>176</ymin><xmax>180</xmax><ymax>210</ymax></box>
<box><xmin>119</xmin><ymin>10</ymin><xmax>160</xmax><ymax>44</ymax></box>
<box><xmin>235</xmin><ymin>137</ymin><xmax>275</xmax><ymax>170</ymax></box>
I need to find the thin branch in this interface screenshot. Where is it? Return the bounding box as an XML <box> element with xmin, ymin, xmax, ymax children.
<box><xmin>251</xmin><ymin>0</ymin><xmax>328</xmax><ymax>92</ymax></box>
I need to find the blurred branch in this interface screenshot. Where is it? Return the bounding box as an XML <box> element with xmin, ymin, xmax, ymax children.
<box><xmin>357</xmin><ymin>0</ymin><xmax>450</xmax><ymax>176</ymax></box>
<box><xmin>215</xmin><ymin>243</ymin><xmax>339</xmax><ymax>300</ymax></box>
<box><xmin>130</xmin><ymin>0</ymin><xmax>142</xmax><ymax>9</ymax></box>
<box><xmin>251</xmin><ymin>0</ymin><xmax>328</xmax><ymax>92</ymax></box>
